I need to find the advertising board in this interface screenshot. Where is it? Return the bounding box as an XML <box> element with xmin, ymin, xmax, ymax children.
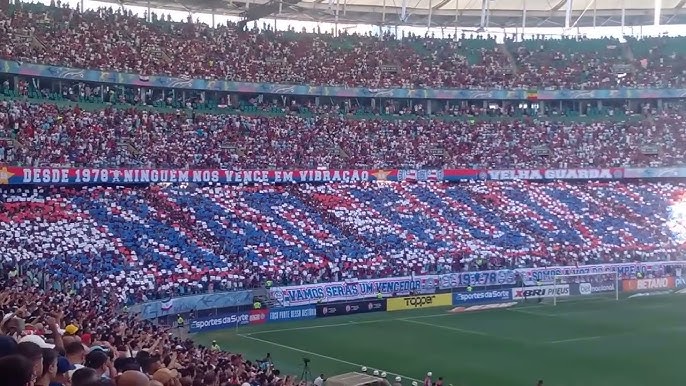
<box><xmin>189</xmin><ymin>312</ymin><xmax>250</xmax><ymax>332</ymax></box>
<box><xmin>511</xmin><ymin>285</ymin><xmax>570</xmax><ymax>300</ymax></box>
<box><xmin>189</xmin><ymin>309</ymin><xmax>269</xmax><ymax>332</ymax></box>
<box><xmin>621</xmin><ymin>277</ymin><xmax>675</xmax><ymax>292</ymax></box>
<box><xmin>316</xmin><ymin>299</ymin><xmax>387</xmax><ymax>318</ymax></box>
<box><xmin>268</xmin><ymin>306</ymin><xmax>317</xmax><ymax>323</ymax></box>
<box><xmin>452</xmin><ymin>290</ymin><xmax>512</xmax><ymax>305</ymax></box>
<box><xmin>249</xmin><ymin>309</ymin><xmax>268</xmax><ymax>325</ymax></box>
<box><xmin>387</xmin><ymin>294</ymin><xmax>452</xmax><ymax>311</ymax></box>
<box><xmin>571</xmin><ymin>282</ymin><xmax>617</xmax><ymax>296</ymax></box>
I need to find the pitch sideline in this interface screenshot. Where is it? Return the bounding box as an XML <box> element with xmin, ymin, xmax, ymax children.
<box><xmin>243</xmin><ymin>297</ymin><xmax>624</xmax><ymax>336</ymax></box>
<box><xmin>242</xmin><ymin>311</ymin><xmax>455</xmax><ymax>336</ymax></box>
<box><xmin>237</xmin><ymin>333</ymin><xmax>423</xmax><ymax>383</ymax></box>
<box><xmin>241</xmin><ymin>299</ymin><xmax>624</xmax><ymax>336</ymax></box>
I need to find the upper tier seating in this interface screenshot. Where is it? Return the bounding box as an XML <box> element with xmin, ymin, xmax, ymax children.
<box><xmin>2</xmin><ymin>3</ymin><xmax>685</xmax><ymax>89</ymax></box>
<box><xmin>1</xmin><ymin>100</ymin><xmax>684</xmax><ymax>169</ymax></box>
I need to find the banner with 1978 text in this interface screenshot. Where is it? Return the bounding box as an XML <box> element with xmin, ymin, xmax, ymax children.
<box><xmin>270</xmin><ymin>261</ymin><xmax>686</xmax><ymax>306</ymax></box>
<box><xmin>0</xmin><ymin>166</ymin><xmax>636</xmax><ymax>186</ymax></box>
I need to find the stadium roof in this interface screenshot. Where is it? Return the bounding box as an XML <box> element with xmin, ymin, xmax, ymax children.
<box><xmin>112</xmin><ymin>0</ymin><xmax>686</xmax><ymax>29</ymax></box>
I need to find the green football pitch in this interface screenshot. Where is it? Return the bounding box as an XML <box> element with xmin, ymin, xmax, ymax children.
<box><xmin>194</xmin><ymin>295</ymin><xmax>686</xmax><ymax>386</ymax></box>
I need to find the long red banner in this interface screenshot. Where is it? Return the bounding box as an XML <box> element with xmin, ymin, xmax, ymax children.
<box><xmin>0</xmin><ymin>166</ymin><xmax>625</xmax><ymax>185</ymax></box>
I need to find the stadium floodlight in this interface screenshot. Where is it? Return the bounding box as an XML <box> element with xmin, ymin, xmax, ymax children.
<box><xmin>552</xmin><ymin>272</ymin><xmax>619</xmax><ymax>306</ymax></box>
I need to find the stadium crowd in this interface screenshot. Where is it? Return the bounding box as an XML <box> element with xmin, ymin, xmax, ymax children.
<box><xmin>0</xmin><ymin>100</ymin><xmax>683</xmax><ymax>169</ymax></box>
<box><xmin>0</xmin><ymin>177</ymin><xmax>682</xmax><ymax>386</ymax></box>
<box><xmin>0</xmin><ymin>260</ymin><xmax>300</xmax><ymax>386</ymax></box>
<box><xmin>0</xmin><ymin>3</ymin><xmax>685</xmax><ymax>89</ymax></box>
<box><xmin>1</xmin><ymin>3</ymin><xmax>686</xmax><ymax>386</ymax></box>
<box><xmin>0</xmin><ymin>180</ymin><xmax>682</xmax><ymax>298</ymax></box>
<box><xmin>0</xmin><ymin>177</ymin><xmax>678</xmax><ymax>386</ymax></box>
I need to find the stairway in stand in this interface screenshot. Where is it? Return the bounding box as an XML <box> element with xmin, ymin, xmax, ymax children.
<box><xmin>252</xmin><ymin>287</ymin><xmax>282</xmax><ymax>308</ymax></box>
<box><xmin>498</xmin><ymin>43</ymin><xmax>518</xmax><ymax>75</ymax></box>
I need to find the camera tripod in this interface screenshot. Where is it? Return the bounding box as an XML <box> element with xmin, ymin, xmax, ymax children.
<box><xmin>301</xmin><ymin>359</ymin><xmax>312</xmax><ymax>384</ymax></box>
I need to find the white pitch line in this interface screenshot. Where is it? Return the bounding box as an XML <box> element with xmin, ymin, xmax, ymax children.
<box><xmin>244</xmin><ymin>311</ymin><xmax>455</xmax><ymax>336</ymax></box>
<box><xmin>243</xmin><ymin>320</ymin><xmax>383</xmax><ymax>335</ymax></box>
<box><xmin>549</xmin><ymin>323</ymin><xmax>686</xmax><ymax>344</ymax></box>
<box><xmin>399</xmin><ymin>318</ymin><xmax>494</xmax><ymax>338</ymax></box>
<box><xmin>238</xmin><ymin>333</ymin><xmax>422</xmax><ymax>382</ymax></box>
<box><xmin>399</xmin><ymin>318</ymin><xmax>529</xmax><ymax>344</ymax></box>
<box><xmin>549</xmin><ymin>335</ymin><xmax>605</xmax><ymax>344</ymax></box>
<box><xmin>513</xmin><ymin>296</ymin><xmax>619</xmax><ymax>310</ymax></box>
<box><xmin>507</xmin><ymin>308</ymin><xmax>559</xmax><ymax>317</ymax></box>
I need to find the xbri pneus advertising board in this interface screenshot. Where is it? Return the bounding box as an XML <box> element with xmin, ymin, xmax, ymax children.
<box><xmin>511</xmin><ymin>285</ymin><xmax>570</xmax><ymax>300</ymax></box>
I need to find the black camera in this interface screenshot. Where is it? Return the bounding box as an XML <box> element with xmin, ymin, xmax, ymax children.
<box><xmin>303</xmin><ymin>358</ymin><xmax>310</xmax><ymax>364</ymax></box>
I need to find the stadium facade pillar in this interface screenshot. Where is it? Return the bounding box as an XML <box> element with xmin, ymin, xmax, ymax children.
<box><xmin>654</xmin><ymin>0</ymin><xmax>661</xmax><ymax>25</ymax></box>
<box><xmin>453</xmin><ymin>0</ymin><xmax>459</xmax><ymax>39</ymax></box>
<box><xmin>480</xmin><ymin>0</ymin><xmax>488</xmax><ymax>27</ymax></box>
<box><xmin>334</xmin><ymin>0</ymin><xmax>340</xmax><ymax>36</ymax></box>
<box><xmin>382</xmin><ymin>0</ymin><xmax>386</xmax><ymax>23</ymax></box>
<box><xmin>428</xmin><ymin>0</ymin><xmax>432</xmax><ymax>28</ymax></box>
<box><xmin>522</xmin><ymin>0</ymin><xmax>527</xmax><ymax>34</ymax></box>
<box><xmin>565</xmin><ymin>0</ymin><xmax>573</xmax><ymax>29</ymax></box>
<box><xmin>620</xmin><ymin>0</ymin><xmax>625</xmax><ymax>30</ymax></box>
<box><xmin>401</xmin><ymin>0</ymin><xmax>407</xmax><ymax>22</ymax></box>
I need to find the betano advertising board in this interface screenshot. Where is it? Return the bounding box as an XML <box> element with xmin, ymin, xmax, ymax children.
<box><xmin>621</xmin><ymin>277</ymin><xmax>675</xmax><ymax>292</ymax></box>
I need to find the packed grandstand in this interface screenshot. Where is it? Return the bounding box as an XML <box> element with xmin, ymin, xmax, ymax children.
<box><xmin>2</xmin><ymin>1</ymin><xmax>686</xmax><ymax>386</ymax></box>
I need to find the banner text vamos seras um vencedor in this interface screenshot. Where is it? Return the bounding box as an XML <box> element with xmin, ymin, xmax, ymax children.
<box><xmin>270</xmin><ymin>276</ymin><xmax>439</xmax><ymax>306</ymax></box>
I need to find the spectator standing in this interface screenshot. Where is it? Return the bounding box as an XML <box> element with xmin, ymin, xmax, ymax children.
<box><xmin>36</xmin><ymin>349</ymin><xmax>58</xmax><ymax>386</ymax></box>
<box><xmin>17</xmin><ymin>341</ymin><xmax>45</xmax><ymax>381</ymax></box>
<box><xmin>0</xmin><ymin>355</ymin><xmax>36</xmax><ymax>386</ymax></box>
